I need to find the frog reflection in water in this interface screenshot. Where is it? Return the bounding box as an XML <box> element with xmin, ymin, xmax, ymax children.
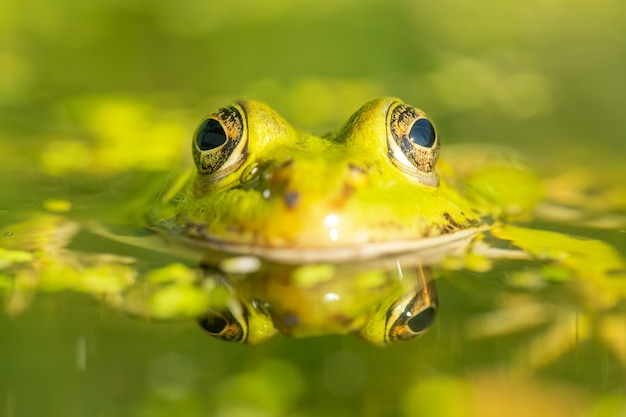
<box><xmin>152</xmin><ymin>98</ymin><xmax>626</xmax><ymax>345</ymax></box>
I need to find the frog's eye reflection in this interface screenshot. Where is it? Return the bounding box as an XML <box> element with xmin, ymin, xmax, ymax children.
<box><xmin>195</xmin><ymin>119</ymin><xmax>227</xmax><ymax>151</ymax></box>
<box><xmin>408</xmin><ymin>118</ymin><xmax>436</xmax><ymax>148</ymax></box>
<box><xmin>387</xmin><ymin>302</ymin><xmax>437</xmax><ymax>342</ymax></box>
<box><xmin>198</xmin><ymin>298</ymin><xmax>278</xmax><ymax>344</ymax></box>
<box><xmin>358</xmin><ymin>275</ymin><xmax>438</xmax><ymax>345</ymax></box>
<box><xmin>198</xmin><ymin>313</ymin><xmax>227</xmax><ymax>334</ymax></box>
<box><xmin>198</xmin><ymin>310</ymin><xmax>245</xmax><ymax>342</ymax></box>
<box><xmin>406</xmin><ymin>306</ymin><xmax>436</xmax><ymax>333</ymax></box>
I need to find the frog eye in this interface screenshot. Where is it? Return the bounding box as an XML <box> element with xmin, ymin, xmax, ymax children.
<box><xmin>195</xmin><ymin>119</ymin><xmax>228</xmax><ymax>151</ymax></box>
<box><xmin>387</xmin><ymin>103</ymin><xmax>440</xmax><ymax>186</ymax></box>
<box><xmin>358</xmin><ymin>270</ymin><xmax>437</xmax><ymax>345</ymax></box>
<box><xmin>198</xmin><ymin>309</ymin><xmax>245</xmax><ymax>342</ymax></box>
<box><xmin>387</xmin><ymin>302</ymin><xmax>437</xmax><ymax>341</ymax></box>
<box><xmin>197</xmin><ymin>299</ymin><xmax>277</xmax><ymax>344</ymax></box>
<box><xmin>409</xmin><ymin>118</ymin><xmax>436</xmax><ymax>148</ymax></box>
<box><xmin>192</xmin><ymin>104</ymin><xmax>248</xmax><ymax>176</ymax></box>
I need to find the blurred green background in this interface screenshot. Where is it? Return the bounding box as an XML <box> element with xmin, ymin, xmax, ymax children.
<box><xmin>3</xmin><ymin>0</ymin><xmax>626</xmax><ymax>150</ymax></box>
<box><xmin>1</xmin><ymin>0</ymin><xmax>626</xmax><ymax>416</ymax></box>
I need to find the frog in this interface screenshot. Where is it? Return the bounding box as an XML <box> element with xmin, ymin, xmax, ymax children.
<box><xmin>151</xmin><ymin>98</ymin><xmax>626</xmax><ymax>346</ymax></box>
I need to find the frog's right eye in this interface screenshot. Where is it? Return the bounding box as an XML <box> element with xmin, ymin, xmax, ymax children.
<box><xmin>192</xmin><ymin>104</ymin><xmax>248</xmax><ymax>176</ymax></box>
<box><xmin>387</xmin><ymin>102</ymin><xmax>440</xmax><ymax>187</ymax></box>
<box><xmin>358</xmin><ymin>267</ymin><xmax>438</xmax><ymax>345</ymax></box>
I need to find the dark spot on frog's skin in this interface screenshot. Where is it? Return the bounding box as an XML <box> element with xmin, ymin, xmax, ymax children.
<box><xmin>607</xmin><ymin>269</ymin><xmax>626</xmax><ymax>277</ymax></box>
<box><xmin>277</xmin><ymin>158</ymin><xmax>293</xmax><ymax>170</ymax></box>
<box><xmin>342</xmin><ymin>184</ymin><xmax>355</xmax><ymax>199</ymax></box>
<box><xmin>443</xmin><ymin>212</ymin><xmax>462</xmax><ymax>229</ymax></box>
<box><xmin>281</xmin><ymin>313</ymin><xmax>301</xmax><ymax>327</ymax></box>
<box><xmin>283</xmin><ymin>191</ymin><xmax>300</xmax><ymax>209</ymax></box>
<box><xmin>195</xmin><ymin>224</ymin><xmax>208</xmax><ymax>240</ymax></box>
<box><xmin>348</xmin><ymin>163</ymin><xmax>369</xmax><ymax>174</ymax></box>
<box><xmin>440</xmin><ymin>224</ymin><xmax>455</xmax><ymax>234</ymax></box>
<box><xmin>330</xmin><ymin>314</ymin><xmax>355</xmax><ymax>327</ymax></box>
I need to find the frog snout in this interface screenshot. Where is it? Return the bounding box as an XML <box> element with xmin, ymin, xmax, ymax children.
<box><xmin>272</xmin><ymin>310</ymin><xmax>362</xmax><ymax>337</ymax></box>
<box><xmin>276</xmin><ymin>160</ymin><xmax>371</xmax><ymax>211</ymax></box>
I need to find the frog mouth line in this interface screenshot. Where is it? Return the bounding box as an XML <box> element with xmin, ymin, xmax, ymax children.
<box><xmin>176</xmin><ymin>226</ymin><xmax>488</xmax><ymax>264</ymax></box>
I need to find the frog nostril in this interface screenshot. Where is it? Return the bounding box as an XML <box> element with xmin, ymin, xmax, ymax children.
<box><xmin>345</xmin><ymin>162</ymin><xmax>370</xmax><ymax>191</ymax></box>
<box><xmin>240</xmin><ymin>162</ymin><xmax>260</xmax><ymax>184</ymax></box>
<box><xmin>348</xmin><ymin>163</ymin><xmax>368</xmax><ymax>174</ymax></box>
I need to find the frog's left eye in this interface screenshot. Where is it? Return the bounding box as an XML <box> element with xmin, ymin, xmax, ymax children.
<box><xmin>198</xmin><ymin>299</ymin><xmax>277</xmax><ymax>344</ymax></box>
<box><xmin>192</xmin><ymin>104</ymin><xmax>248</xmax><ymax>176</ymax></box>
<box><xmin>198</xmin><ymin>309</ymin><xmax>246</xmax><ymax>342</ymax></box>
<box><xmin>196</xmin><ymin>119</ymin><xmax>228</xmax><ymax>151</ymax></box>
<box><xmin>387</xmin><ymin>103</ymin><xmax>440</xmax><ymax>186</ymax></box>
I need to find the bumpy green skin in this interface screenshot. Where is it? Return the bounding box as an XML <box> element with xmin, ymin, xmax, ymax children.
<box><xmin>151</xmin><ymin>98</ymin><xmax>626</xmax><ymax>344</ymax></box>
<box><xmin>160</xmin><ymin>98</ymin><xmax>513</xmax><ymax>252</ymax></box>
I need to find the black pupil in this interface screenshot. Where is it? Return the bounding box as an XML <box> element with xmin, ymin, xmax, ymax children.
<box><xmin>408</xmin><ymin>118</ymin><xmax>436</xmax><ymax>148</ymax></box>
<box><xmin>407</xmin><ymin>307</ymin><xmax>436</xmax><ymax>333</ymax></box>
<box><xmin>198</xmin><ymin>314</ymin><xmax>228</xmax><ymax>334</ymax></box>
<box><xmin>195</xmin><ymin>119</ymin><xmax>227</xmax><ymax>151</ymax></box>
